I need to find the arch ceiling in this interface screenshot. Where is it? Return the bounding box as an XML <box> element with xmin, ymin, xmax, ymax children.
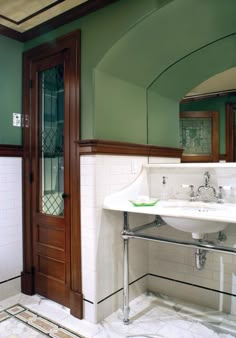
<box><xmin>97</xmin><ymin>0</ymin><xmax>236</xmax><ymax>98</ymax></box>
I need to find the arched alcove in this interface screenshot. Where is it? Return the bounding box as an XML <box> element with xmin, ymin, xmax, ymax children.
<box><xmin>94</xmin><ymin>0</ymin><xmax>236</xmax><ymax>146</ymax></box>
<box><xmin>148</xmin><ymin>34</ymin><xmax>236</xmax><ymax>147</ymax></box>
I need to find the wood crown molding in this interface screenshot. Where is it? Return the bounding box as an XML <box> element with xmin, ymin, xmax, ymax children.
<box><xmin>78</xmin><ymin>139</ymin><xmax>183</xmax><ymax>158</ymax></box>
<box><xmin>0</xmin><ymin>145</ymin><xmax>23</xmax><ymax>157</ymax></box>
<box><xmin>0</xmin><ymin>23</ymin><xmax>24</xmax><ymax>42</ymax></box>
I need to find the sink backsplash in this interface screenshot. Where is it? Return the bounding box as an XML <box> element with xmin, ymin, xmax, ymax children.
<box><xmin>147</xmin><ymin>163</ymin><xmax>236</xmax><ymax>203</ymax></box>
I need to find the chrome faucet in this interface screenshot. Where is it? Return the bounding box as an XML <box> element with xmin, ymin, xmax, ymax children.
<box><xmin>182</xmin><ymin>171</ymin><xmax>230</xmax><ymax>203</ymax></box>
<box><xmin>196</xmin><ymin>171</ymin><xmax>217</xmax><ymax>201</ymax></box>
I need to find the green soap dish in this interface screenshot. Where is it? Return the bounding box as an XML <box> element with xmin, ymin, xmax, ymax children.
<box><xmin>129</xmin><ymin>199</ymin><xmax>159</xmax><ymax>207</ymax></box>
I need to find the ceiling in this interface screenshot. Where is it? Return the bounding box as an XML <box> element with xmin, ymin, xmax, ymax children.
<box><xmin>186</xmin><ymin>67</ymin><xmax>236</xmax><ymax>98</ymax></box>
<box><xmin>0</xmin><ymin>0</ymin><xmax>90</xmax><ymax>32</ymax></box>
<box><xmin>0</xmin><ymin>0</ymin><xmax>117</xmax><ymax>41</ymax></box>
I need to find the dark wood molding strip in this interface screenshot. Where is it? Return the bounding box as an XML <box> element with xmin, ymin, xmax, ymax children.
<box><xmin>21</xmin><ymin>271</ymin><xmax>35</xmax><ymax>295</ymax></box>
<box><xmin>22</xmin><ymin>0</ymin><xmax>119</xmax><ymax>41</ymax></box>
<box><xmin>0</xmin><ymin>0</ymin><xmax>118</xmax><ymax>42</ymax></box>
<box><xmin>225</xmin><ymin>103</ymin><xmax>235</xmax><ymax>162</ymax></box>
<box><xmin>0</xmin><ymin>145</ymin><xmax>23</xmax><ymax>157</ymax></box>
<box><xmin>0</xmin><ymin>23</ymin><xmax>23</xmax><ymax>42</ymax></box>
<box><xmin>70</xmin><ymin>290</ymin><xmax>83</xmax><ymax>319</ymax></box>
<box><xmin>78</xmin><ymin>139</ymin><xmax>183</xmax><ymax>158</ymax></box>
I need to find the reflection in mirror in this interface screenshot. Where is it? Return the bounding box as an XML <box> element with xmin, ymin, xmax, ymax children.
<box><xmin>180</xmin><ymin>71</ymin><xmax>236</xmax><ymax>163</ymax></box>
<box><xmin>179</xmin><ymin>111</ymin><xmax>219</xmax><ymax>163</ymax></box>
<box><xmin>147</xmin><ymin>30</ymin><xmax>236</xmax><ymax>164</ymax></box>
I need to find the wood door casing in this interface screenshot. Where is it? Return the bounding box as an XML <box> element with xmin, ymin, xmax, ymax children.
<box><xmin>21</xmin><ymin>30</ymin><xmax>83</xmax><ymax>318</ymax></box>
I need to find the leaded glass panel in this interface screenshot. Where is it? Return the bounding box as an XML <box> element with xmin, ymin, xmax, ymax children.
<box><xmin>38</xmin><ymin>64</ymin><xmax>64</xmax><ymax>216</ymax></box>
<box><xmin>180</xmin><ymin>117</ymin><xmax>212</xmax><ymax>155</ymax></box>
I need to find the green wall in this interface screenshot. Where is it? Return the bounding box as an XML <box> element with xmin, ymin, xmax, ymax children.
<box><xmin>148</xmin><ymin>90</ymin><xmax>179</xmax><ymax>147</ymax></box>
<box><xmin>4</xmin><ymin>0</ymin><xmax>236</xmax><ymax>147</ymax></box>
<box><xmin>180</xmin><ymin>95</ymin><xmax>236</xmax><ymax>155</ymax></box>
<box><xmin>95</xmin><ymin>0</ymin><xmax>236</xmax><ymax>147</ymax></box>
<box><xmin>0</xmin><ymin>36</ymin><xmax>23</xmax><ymax>145</ymax></box>
<box><xmin>94</xmin><ymin>70</ymin><xmax>147</xmax><ymax>143</ymax></box>
<box><xmin>24</xmin><ymin>0</ymin><xmax>159</xmax><ymax>140</ymax></box>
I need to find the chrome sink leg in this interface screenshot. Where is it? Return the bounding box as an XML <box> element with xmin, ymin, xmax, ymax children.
<box><xmin>123</xmin><ymin>212</ymin><xmax>130</xmax><ymax>324</ymax></box>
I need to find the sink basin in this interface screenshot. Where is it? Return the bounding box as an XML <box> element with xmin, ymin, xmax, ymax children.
<box><xmin>160</xmin><ymin>200</ymin><xmax>232</xmax><ymax>239</ymax></box>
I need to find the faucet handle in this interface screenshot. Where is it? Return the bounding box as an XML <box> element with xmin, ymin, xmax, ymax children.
<box><xmin>219</xmin><ymin>185</ymin><xmax>231</xmax><ymax>190</ymax></box>
<box><xmin>182</xmin><ymin>184</ymin><xmax>192</xmax><ymax>188</ymax></box>
<box><xmin>217</xmin><ymin>185</ymin><xmax>232</xmax><ymax>203</ymax></box>
<box><xmin>182</xmin><ymin>184</ymin><xmax>196</xmax><ymax>201</ymax></box>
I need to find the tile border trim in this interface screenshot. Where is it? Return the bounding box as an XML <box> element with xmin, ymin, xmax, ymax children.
<box><xmin>149</xmin><ymin>273</ymin><xmax>236</xmax><ymax>298</ymax></box>
<box><xmin>91</xmin><ymin>272</ymin><xmax>236</xmax><ymax>307</ymax></box>
<box><xmin>97</xmin><ymin>274</ymin><xmax>148</xmax><ymax>304</ymax></box>
<box><xmin>0</xmin><ymin>275</ymin><xmax>20</xmax><ymax>285</ymax></box>
<box><xmin>0</xmin><ymin>304</ymin><xmax>84</xmax><ymax>338</ymax></box>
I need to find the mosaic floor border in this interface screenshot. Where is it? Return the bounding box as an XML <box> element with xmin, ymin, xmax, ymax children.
<box><xmin>0</xmin><ymin>304</ymin><xmax>84</xmax><ymax>338</ymax></box>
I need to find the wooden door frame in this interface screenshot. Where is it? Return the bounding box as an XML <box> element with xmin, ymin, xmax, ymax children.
<box><xmin>21</xmin><ymin>30</ymin><xmax>83</xmax><ymax>319</ymax></box>
<box><xmin>224</xmin><ymin>103</ymin><xmax>235</xmax><ymax>162</ymax></box>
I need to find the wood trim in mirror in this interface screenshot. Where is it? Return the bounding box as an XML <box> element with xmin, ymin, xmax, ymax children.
<box><xmin>225</xmin><ymin>103</ymin><xmax>235</xmax><ymax>162</ymax></box>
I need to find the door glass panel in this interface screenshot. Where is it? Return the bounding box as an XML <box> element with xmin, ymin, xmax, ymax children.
<box><xmin>38</xmin><ymin>64</ymin><xmax>64</xmax><ymax>216</ymax></box>
<box><xmin>180</xmin><ymin>117</ymin><xmax>212</xmax><ymax>155</ymax></box>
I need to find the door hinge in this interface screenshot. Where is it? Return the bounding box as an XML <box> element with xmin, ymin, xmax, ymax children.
<box><xmin>22</xmin><ymin>114</ymin><xmax>30</xmax><ymax>128</ymax></box>
<box><xmin>29</xmin><ymin>172</ymin><xmax>34</xmax><ymax>183</ymax></box>
<box><xmin>29</xmin><ymin>79</ymin><xmax>33</xmax><ymax>88</ymax></box>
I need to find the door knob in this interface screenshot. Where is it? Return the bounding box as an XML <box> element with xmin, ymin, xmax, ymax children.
<box><xmin>62</xmin><ymin>193</ymin><xmax>69</xmax><ymax>199</ymax></box>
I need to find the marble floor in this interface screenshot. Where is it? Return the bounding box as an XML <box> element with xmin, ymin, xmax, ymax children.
<box><xmin>0</xmin><ymin>292</ymin><xmax>235</xmax><ymax>338</ymax></box>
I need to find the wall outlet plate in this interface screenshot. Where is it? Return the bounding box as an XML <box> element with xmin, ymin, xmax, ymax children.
<box><xmin>13</xmin><ymin>113</ymin><xmax>21</xmax><ymax>127</ymax></box>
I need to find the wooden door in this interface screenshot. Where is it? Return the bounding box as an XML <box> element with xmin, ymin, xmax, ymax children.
<box><xmin>31</xmin><ymin>51</ymin><xmax>70</xmax><ymax>306</ymax></box>
<box><xmin>22</xmin><ymin>31</ymin><xmax>83</xmax><ymax>318</ymax></box>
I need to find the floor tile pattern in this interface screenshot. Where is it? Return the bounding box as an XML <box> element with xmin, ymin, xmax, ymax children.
<box><xmin>94</xmin><ymin>293</ymin><xmax>236</xmax><ymax>338</ymax></box>
<box><xmin>0</xmin><ymin>293</ymin><xmax>236</xmax><ymax>337</ymax></box>
<box><xmin>0</xmin><ymin>304</ymin><xmax>83</xmax><ymax>338</ymax></box>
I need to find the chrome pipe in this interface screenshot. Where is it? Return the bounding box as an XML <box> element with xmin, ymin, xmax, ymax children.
<box><xmin>195</xmin><ymin>249</ymin><xmax>207</xmax><ymax>270</ymax></box>
<box><xmin>124</xmin><ymin>231</ymin><xmax>236</xmax><ymax>255</ymax></box>
<box><xmin>123</xmin><ymin>212</ymin><xmax>130</xmax><ymax>324</ymax></box>
<box><xmin>131</xmin><ymin>215</ymin><xmax>166</xmax><ymax>233</ymax></box>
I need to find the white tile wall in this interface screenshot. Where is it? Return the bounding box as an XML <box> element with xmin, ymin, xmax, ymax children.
<box><xmin>80</xmin><ymin>155</ymin><xmax>149</xmax><ymax>322</ymax></box>
<box><xmin>146</xmin><ymin>164</ymin><xmax>236</xmax><ymax>314</ymax></box>
<box><xmin>81</xmin><ymin>157</ymin><xmax>236</xmax><ymax>323</ymax></box>
<box><xmin>0</xmin><ymin>157</ymin><xmax>22</xmax><ymax>299</ymax></box>
<box><xmin>148</xmin><ymin>228</ymin><xmax>236</xmax><ymax>313</ymax></box>
<box><xmin>148</xmin><ymin>164</ymin><xmax>236</xmax><ymax>202</ymax></box>
<box><xmin>4</xmin><ymin>154</ymin><xmax>234</xmax><ymax>323</ymax></box>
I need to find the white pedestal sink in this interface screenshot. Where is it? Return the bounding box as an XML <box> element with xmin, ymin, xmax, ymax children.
<box><xmin>104</xmin><ymin>197</ymin><xmax>235</xmax><ymax>239</ymax></box>
<box><xmin>103</xmin><ymin>164</ymin><xmax>236</xmax><ymax>239</ymax></box>
<box><xmin>160</xmin><ymin>200</ymin><xmax>231</xmax><ymax>239</ymax></box>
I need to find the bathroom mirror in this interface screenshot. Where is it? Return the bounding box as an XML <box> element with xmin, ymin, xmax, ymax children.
<box><xmin>147</xmin><ymin>36</ymin><xmax>236</xmax><ymax>164</ymax></box>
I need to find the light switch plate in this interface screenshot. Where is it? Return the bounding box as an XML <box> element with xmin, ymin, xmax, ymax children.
<box><xmin>13</xmin><ymin>113</ymin><xmax>21</xmax><ymax>127</ymax></box>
